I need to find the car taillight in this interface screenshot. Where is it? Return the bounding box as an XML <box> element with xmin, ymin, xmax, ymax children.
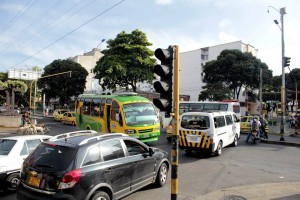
<box><xmin>58</xmin><ymin>169</ymin><xmax>81</xmax><ymax>189</ymax></box>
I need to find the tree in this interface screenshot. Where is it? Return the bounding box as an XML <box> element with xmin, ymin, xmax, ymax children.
<box><xmin>200</xmin><ymin>49</ymin><xmax>272</xmax><ymax>100</ymax></box>
<box><xmin>94</xmin><ymin>29</ymin><xmax>156</xmax><ymax>92</ymax></box>
<box><xmin>37</xmin><ymin>59</ymin><xmax>88</xmax><ymax>106</ymax></box>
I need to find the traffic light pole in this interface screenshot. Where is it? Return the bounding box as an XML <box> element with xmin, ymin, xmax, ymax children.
<box><xmin>171</xmin><ymin>45</ymin><xmax>179</xmax><ymax>200</ymax></box>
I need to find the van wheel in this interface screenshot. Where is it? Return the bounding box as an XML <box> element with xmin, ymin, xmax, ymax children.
<box><xmin>185</xmin><ymin>149</ymin><xmax>192</xmax><ymax>155</ymax></box>
<box><xmin>231</xmin><ymin>135</ymin><xmax>238</xmax><ymax>147</ymax></box>
<box><xmin>5</xmin><ymin>173</ymin><xmax>19</xmax><ymax>191</ymax></box>
<box><xmin>92</xmin><ymin>191</ymin><xmax>110</xmax><ymax>200</ymax></box>
<box><xmin>215</xmin><ymin>141</ymin><xmax>222</xmax><ymax>156</ymax></box>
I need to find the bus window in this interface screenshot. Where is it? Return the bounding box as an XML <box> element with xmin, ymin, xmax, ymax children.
<box><xmin>83</xmin><ymin>98</ymin><xmax>92</xmax><ymax>115</ymax></box>
<box><xmin>91</xmin><ymin>98</ymin><xmax>101</xmax><ymax>117</ymax></box>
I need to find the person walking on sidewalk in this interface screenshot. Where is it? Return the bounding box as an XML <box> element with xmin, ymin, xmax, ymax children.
<box><xmin>259</xmin><ymin>115</ymin><xmax>268</xmax><ymax>139</ymax></box>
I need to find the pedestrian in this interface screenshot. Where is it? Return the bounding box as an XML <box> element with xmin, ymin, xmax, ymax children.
<box><xmin>289</xmin><ymin>115</ymin><xmax>296</xmax><ymax>128</ymax></box>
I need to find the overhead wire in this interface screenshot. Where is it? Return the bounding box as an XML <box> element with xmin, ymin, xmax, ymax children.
<box><xmin>0</xmin><ymin>0</ymin><xmax>37</xmax><ymax>37</ymax></box>
<box><xmin>8</xmin><ymin>0</ymin><xmax>93</xmax><ymax>54</ymax></box>
<box><xmin>0</xmin><ymin>0</ymin><xmax>64</xmax><ymax>52</ymax></box>
<box><xmin>11</xmin><ymin>0</ymin><xmax>127</xmax><ymax>68</ymax></box>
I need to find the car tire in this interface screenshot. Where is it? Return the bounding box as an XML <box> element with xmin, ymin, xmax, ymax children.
<box><xmin>155</xmin><ymin>162</ymin><xmax>168</xmax><ymax>187</ymax></box>
<box><xmin>231</xmin><ymin>135</ymin><xmax>238</xmax><ymax>147</ymax></box>
<box><xmin>215</xmin><ymin>141</ymin><xmax>222</xmax><ymax>156</ymax></box>
<box><xmin>60</xmin><ymin>118</ymin><xmax>63</xmax><ymax>122</ymax></box>
<box><xmin>5</xmin><ymin>173</ymin><xmax>19</xmax><ymax>191</ymax></box>
<box><xmin>91</xmin><ymin>191</ymin><xmax>110</xmax><ymax>200</ymax></box>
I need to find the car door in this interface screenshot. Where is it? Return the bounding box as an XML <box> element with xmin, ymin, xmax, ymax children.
<box><xmin>122</xmin><ymin>139</ymin><xmax>156</xmax><ymax>191</ymax></box>
<box><xmin>98</xmin><ymin>139</ymin><xmax>132</xmax><ymax>198</ymax></box>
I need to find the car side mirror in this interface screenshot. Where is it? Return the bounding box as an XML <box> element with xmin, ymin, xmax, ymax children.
<box><xmin>148</xmin><ymin>147</ymin><xmax>154</xmax><ymax>157</ymax></box>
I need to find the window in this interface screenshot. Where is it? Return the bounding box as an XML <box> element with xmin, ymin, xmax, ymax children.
<box><xmin>111</xmin><ymin>100</ymin><xmax>120</xmax><ymax>121</ymax></box>
<box><xmin>225</xmin><ymin>115</ymin><xmax>233</xmax><ymax>125</ymax></box>
<box><xmin>83</xmin><ymin>145</ymin><xmax>101</xmax><ymax>166</ymax></box>
<box><xmin>0</xmin><ymin>139</ymin><xmax>16</xmax><ymax>155</ymax></box>
<box><xmin>91</xmin><ymin>98</ymin><xmax>101</xmax><ymax>117</ymax></box>
<box><xmin>83</xmin><ymin>98</ymin><xmax>92</xmax><ymax>115</ymax></box>
<box><xmin>100</xmin><ymin>139</ymin><xmax>125</xmax><ymax>161</ymax></box>
<box><xmin>123</xmin><ymin>140</ymin><xmax>147</xmax><ymax>156</ymax></box>
<box><xmin>26</xmin><ymin>139</ymin><xmax>42</xmax><ymax>153</ymax></box>
<box><xmin>214</xmin><ymin>116</ymin><xmax>226</xmax><ymax>128</ymax></box>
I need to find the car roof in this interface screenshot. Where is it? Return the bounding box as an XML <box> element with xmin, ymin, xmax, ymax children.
<box><xmin>1</xmin><ymin>135</ymin><xmax>52</xmax><ymax>140</ymax></box>
<box><xmin>47</xmin><ymin>130</ymin><xmax>129</xmax><ymax>147</ymax></box>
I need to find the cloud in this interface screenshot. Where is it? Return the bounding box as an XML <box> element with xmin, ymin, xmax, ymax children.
<box><xmin>218</xmin><ymin>31</ymin><xmax>239</xmax><ymax>44</ymax></box>
<box><xmin>155</xmin><ymin>0</ymin><xmax>173</xmax><ymax>5</ymax></box>
<box><xmin>219</xmin><ymin>18</ymin><xmax>232</xmax><ymax>29</ymax></box>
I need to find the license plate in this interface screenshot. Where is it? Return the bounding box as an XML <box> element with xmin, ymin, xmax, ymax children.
<box><xmin>186</xmin><ymin>135</ymin><xmax>201</xmax><ymax>143</ymax></box>
<box><xmin>27</xmin><ymin>175</ymin><xmax>41</xmax><ymax>187</ymax></box>
<box><xmin>143</xmin><ymin>134</ymin><xmax>149</xmax><ymax>138</ymax></box>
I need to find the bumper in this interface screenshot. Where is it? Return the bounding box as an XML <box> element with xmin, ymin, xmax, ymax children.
<box><xmin>17</xmin><ymin>183</ymin><xmax>76</xmax><ymax>200</ymax></box>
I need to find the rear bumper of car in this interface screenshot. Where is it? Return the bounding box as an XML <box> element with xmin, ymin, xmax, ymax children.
<box><xmin>17</xmin><ymin>183</ymin><xmax>76</xmax><ymax>200</ymax></box>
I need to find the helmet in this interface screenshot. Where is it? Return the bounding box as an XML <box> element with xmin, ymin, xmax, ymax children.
<box><xmin>253</xmin><ymin>115</ymin><xmax>258</xmax><ymax>120</ymax></box>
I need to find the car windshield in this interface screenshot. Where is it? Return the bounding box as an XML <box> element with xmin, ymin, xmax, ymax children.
<box><xmin>0</xmin><ymin>139</ymin><xmax>17</xmax><ymax>155</ymax></box>
<box><xmin>25</xmin><ymin>143</ymin><xmax>77</xmax><ymax>171</ymax></box>
<box><xmin>123</xmin><ymin>103</ymin><xmax>159</xmax><ymax>126</ymax></box>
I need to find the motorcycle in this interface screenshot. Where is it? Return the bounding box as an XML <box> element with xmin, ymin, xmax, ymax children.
<box><xmin>251</xmin><ymin>129</ymin><xmax>258</xmax><ymax>144</ymax></box>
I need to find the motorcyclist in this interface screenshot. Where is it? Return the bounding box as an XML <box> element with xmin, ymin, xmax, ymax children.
<box><xmin>259</xmin><ymin>115</ymin><xmax>268</xmax><ymax>139</ymax></box>
<box><xmin>246</xmin><ymin>115</ymin><xmax>261</xmax><ymax>143</ymax></box>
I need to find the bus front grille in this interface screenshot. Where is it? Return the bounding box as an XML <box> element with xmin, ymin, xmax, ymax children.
<box><xmin>138</xmin><ymin>129</ymin><xmax>153</xmax><ymax>133</ymax></box>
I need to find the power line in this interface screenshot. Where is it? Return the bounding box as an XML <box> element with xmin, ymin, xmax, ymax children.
<box><xmin>0</xmin><ymin>0</ymin><xmax>64</xmax><ymax>52</ymax></box>
<box><xmin>0</xmin><ymin>0</ymin><xmax>37</xmax><ymax>36</ymax></box>
<box><xmin>11</xmin><ymin>0</ymin><xmax>126</xmax><ymax>68</ymax></box>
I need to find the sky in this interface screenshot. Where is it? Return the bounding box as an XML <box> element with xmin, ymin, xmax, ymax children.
<box><xmin>0</xmin><ymin>0</ymin><xmax>299</xmax><ymax>76</ymax></box>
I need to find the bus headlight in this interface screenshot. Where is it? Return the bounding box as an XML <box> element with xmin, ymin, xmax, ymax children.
<box><xmin>154</xmin><ymin>126</ymin><xmax>160</xmax><ymax>131</ymax></box>
<box><xmin>125</xmin><ymin>129</ymin><xmax>136</xmax><ymax>134</ymax></box>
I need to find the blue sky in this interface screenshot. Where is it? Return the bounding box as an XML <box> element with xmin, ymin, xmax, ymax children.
<box><xmin>0</xmin><ymin>0</ymin><xmax>299</xmax><ymax>76</ymax></box>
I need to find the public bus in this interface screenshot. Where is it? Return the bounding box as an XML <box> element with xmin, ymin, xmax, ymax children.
<box><xmin>165</xmin><ymin>100</ymin><xmax>241</xmax><ymax>142</ymax></box>
<box><xmin>75</xmin><ymin>93</ymin><xmax>161</xmax><ymax>143</ymax></box>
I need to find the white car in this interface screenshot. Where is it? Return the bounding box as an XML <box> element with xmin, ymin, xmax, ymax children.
<box><xmin>0</xmin><ymin>134</ymin><xmax>52</xmax><ymax>191</ymax></box>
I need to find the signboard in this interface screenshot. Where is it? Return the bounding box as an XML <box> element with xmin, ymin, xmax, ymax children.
<box><xmin>8</xmin><ymin>69</ymin><xmax>41</xmax><ymax>80</ymax></box>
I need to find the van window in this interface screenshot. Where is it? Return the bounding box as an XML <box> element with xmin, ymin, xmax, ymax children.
<box><xmin>181</xmin><ymin>115</ymin><xmax>210</xmax><ymax>130</ymax></box>
<box><xmin>225</xmin><ymin>115</ymin><xmax>233</xmax><ymax>125</ymax></box>
<box><xmin>214</xmin><ymin>116</ymin><xmax>226</xmax><ymax>128</ymax></box>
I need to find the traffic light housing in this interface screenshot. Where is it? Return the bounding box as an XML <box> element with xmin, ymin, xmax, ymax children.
<box><xmin>153</xmin><ymin>46</ymin><xmax>174</xmax><ymax>117</ymax></box>
<box><xmin>283</xmin><ymin>56</ymin><xmax>291</xmax><ymax>67</ymax></box>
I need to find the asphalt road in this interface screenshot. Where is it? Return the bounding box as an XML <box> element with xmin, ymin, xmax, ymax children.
<box><xmin>1</xmin><ymin>116</ymin><xmax>300</xmax><ymax>200</ymax></box>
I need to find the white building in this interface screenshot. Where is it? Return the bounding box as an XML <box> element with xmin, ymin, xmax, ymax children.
<box><xmin>69</xmin><ymin>48</ymin><xmax>107</xmax><ymax>94</ymax></box>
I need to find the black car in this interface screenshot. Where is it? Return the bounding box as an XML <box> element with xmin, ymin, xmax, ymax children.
<box><xmin>17</xmin><ymin>130</ymin><xmax>169</xmax><ymax>200</ymax></box>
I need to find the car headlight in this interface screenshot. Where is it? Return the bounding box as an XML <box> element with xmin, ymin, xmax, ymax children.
<box><xmin>0</xmin><ymin>166</ymin><xmax>7</xmax><ymax>173</ymax></box>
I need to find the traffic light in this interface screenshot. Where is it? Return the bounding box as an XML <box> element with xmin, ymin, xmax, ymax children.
<box><xmin>283</xmin><ymin>56</ymin><xmax>291</xmax><ymax>67</ymax></box>
<box><xmin>153</xmin><ymin>46</ymin><xmax>174</xmax><ymax>117</ymax></box>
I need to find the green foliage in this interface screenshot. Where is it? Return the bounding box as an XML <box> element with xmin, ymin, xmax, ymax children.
<box><xmin>198</xmin><ymin>82</ymin><xmax>233</xmax><ymax>101</ymax></box>
<box><xmin>94</xmin><ymin>29</ymin><xmax>156</xmax><ymax>92</ymax></box>
<box><xmin>201</xmin><ymin>49</ymin><xmax>273</xmax><ymax>100</ymax></box>
<box><xmin>37</xmin><ymin>59</ymin><xmax>88</xmax><ymax>106</ymax></box>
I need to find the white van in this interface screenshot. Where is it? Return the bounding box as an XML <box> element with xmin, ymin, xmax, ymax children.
<box><xmin>178</xmin><ymin>111</ymin><xmax>240</xmax><ymax>156</ymax></box>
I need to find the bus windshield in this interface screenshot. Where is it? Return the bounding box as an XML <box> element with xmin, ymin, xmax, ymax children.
<box><xmin>123</xmin><ymin>103</ymin><xmax>158</xmax><ymax>126</ymax></box>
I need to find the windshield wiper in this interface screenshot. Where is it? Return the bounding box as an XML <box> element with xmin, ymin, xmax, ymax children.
<box><xmin>36</xmin><ymin>164</ymin><xmax>54</xmax><ymax>168</ymax></box>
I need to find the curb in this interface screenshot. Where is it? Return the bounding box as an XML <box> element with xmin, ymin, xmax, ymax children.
<box><xmin>261</xmin><ymin>139</ymin><xmax>300</xmax><ymax>147</ymax></box>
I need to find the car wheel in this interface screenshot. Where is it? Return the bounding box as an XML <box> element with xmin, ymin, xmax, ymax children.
<box><xmin>91</xmin><ymin>191</ymin><xmax>110</xmax><ymax>200</ymax></box>
<box><xmin>5</xmin><ymin>173</ymin><xmax>19</xmax><ymax>191</ymax></box>
<box><xmin>60</xmin><ymin>118</ymin><xmax>63</xmax><ymax>122</ymax></box>
<box><xmin>155</xmin><ymin>162</ymin><xmax>168</xmax><ymax>187</ymax></box>
<box><xmin>72</xmin><ymin>121</ymin><xmax>75</xmax><ymax>126</ymax></box>
<box><xmin>231</xmin><ymin>135</ymin><xmax>238</xmax><ymax>147</ymax></box>
<box><xmin>215</xmin><ymin>141</ymin><xmax>222</xmax><ymax>156</ymax></box>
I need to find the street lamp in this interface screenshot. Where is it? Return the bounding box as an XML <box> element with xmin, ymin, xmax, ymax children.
<box><xmin>96</xmin><ymin>39</ymin><xmax>106</xmax><ymax>49</ymax></box>
<box><xmin>268</xmin><ymin>6</ymin><xmax>287</xmax><ymax>141</ymax></box>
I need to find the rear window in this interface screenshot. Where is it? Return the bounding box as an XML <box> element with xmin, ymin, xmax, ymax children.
<box><xmin>0</xmin><ymin>139</ymin><xmax>16</xmax><ymax>155</ymax></box>
<box><xmin>24</xmin><ymin>143</ymin><xmax>77</xmax><ymax>171</ymax></box>
<box><xmin>181</xmin><ymin>115</ymin><xmax>210</xmax><ymax>130</ymax></box>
